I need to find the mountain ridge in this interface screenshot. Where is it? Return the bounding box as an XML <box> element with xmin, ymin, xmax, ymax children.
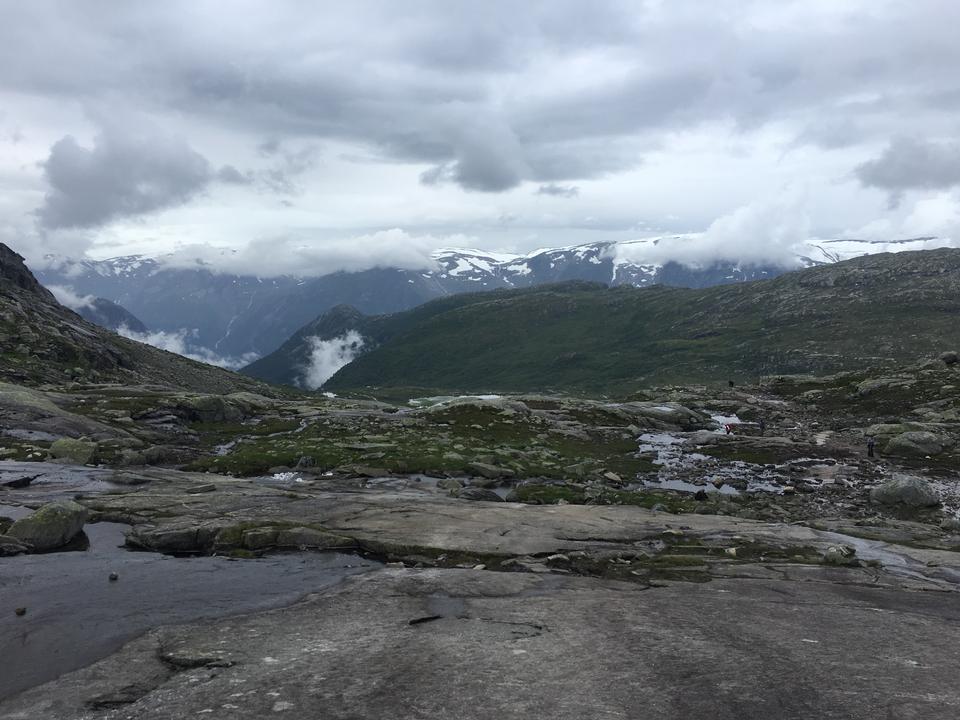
<box><xmin>31</xmin><ymin>235</ymin><xmax>953</xmax><ymax>364</ymax></box>
<box><xmin>241</xmin><ymin>247</ymin><xmax>960</xmax><ymax>395</ymax></box>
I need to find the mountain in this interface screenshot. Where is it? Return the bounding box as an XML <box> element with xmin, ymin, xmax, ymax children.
<box><xmin>244</xmin><ymin>248</ymin><xmax>960</xmax><ymax>396</ymax></box>
<box><xmin>0</xmin><ymin>243</ymin><xmax>272</xmax><ymax>394</ymax></box>
<box><xmin>73</xmin><ymin>297</ymin><xmax>148</xmax><ymax>333</ymax></box>
<box><xmin>32</xmin><ymin>236</ymin><xmax>950</xmax><ymax>365</ymax></box>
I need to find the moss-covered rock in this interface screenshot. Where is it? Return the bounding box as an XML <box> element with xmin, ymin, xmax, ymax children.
<box><xmin>7</xmin><ymin>500</ymin><xmax>89</xmax><ymax>550</ymax></box>
<box><xmin>49</xmin><ymin>438</ymin><xmax>99</xmax><ymax>464</ymax></box>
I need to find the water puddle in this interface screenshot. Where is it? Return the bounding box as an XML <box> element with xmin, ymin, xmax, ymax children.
<box><xmin>0</xmin><ymin>520</ymin><xmax>380</xmax><ymax>701</ymax></box>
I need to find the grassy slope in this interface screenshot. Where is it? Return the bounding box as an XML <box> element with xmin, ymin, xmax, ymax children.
<box><xmin>319</xmin><ymin>249</ymin><xmax>960</xmax><ymax>396</ymax></box>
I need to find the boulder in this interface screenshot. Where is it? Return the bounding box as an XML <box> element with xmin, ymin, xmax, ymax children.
<box><xmin>48</xmin><ymin>438</ymin><xmax>98</xmax><ymax>465</ymax></box>
<box><xmin>884</xmin><ymin>431</ymin><xmax>944</xmax><ymax>457</ymax></box>
<box><xmin>941</xmin><ymin>351</ymin><xmax>959</xmax><ymax>366</ymax></box>
<box><xmin>621</xmin><ymin>402</ymin><xmax>711</xmax><ymax>430</ymax></box>
<box><xmin>7</xmin><ymin>500</ymin><xmax>89</xmax><ymax>550</ymax></box>
<box><xmin>458</xmin><ymin>487</ymin><xmax>505</xmax><ymax>502</ymax></box>
<box><xmin>869</xmin><ymin>475</ymin><xmax>940</xmax><ymax>508</ymax></box>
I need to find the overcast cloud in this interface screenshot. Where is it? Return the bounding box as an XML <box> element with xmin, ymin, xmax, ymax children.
<box><xmin>2</xmin><ymin>0</ymin><xmax>960</xmax><ymax>272</ymax></box>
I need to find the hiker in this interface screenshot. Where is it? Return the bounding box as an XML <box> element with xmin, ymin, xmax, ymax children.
<box><xmin>867</xmin><ymin>436</ymin><xmax>876</xmax><ymax>458</ymax></box>
<box><xmin>758</xmin><ymin>418</ymin><xmax>766</xmax><ymax>436</ymax></box>
<box><xmin>724</xmin><ymin>423</ymin><xmax>733</xmax><ymax>435</ymax></box>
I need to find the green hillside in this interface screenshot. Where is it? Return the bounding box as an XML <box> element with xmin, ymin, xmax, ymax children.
<box><xmin>244</xmin><ymin>249</ymin><xmax>960</xmax><ymax>396</ymax></box>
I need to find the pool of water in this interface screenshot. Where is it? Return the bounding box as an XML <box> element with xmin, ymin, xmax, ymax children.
<box><xmin>0</xmin><ymin>521</ymin><xmax>380</xmax><ymax>701</ymax></box>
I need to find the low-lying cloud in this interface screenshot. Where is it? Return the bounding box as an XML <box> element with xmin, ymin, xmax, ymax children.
<box><xmin>117</xmin><ymin>324</ymin><xmax>258</xmax><ymax>369</ymax></box>
<box><xmin>160</xmin><ymin>229</ymin><xmax>455</xmax><ymax>277</ymax></box>
<box><xmin>613</xmin><ymin>192</ymin><xmax>812</xmax><ymax>270</ymax></box>
<box><xmin>47</xmin><ymin>284</ymin><xmax>95</xmax><ymax>310</ymax></box>
<box><xmin>300</xmin><ymin>331</ymin><xmax>364</xmax><ymax>389</ymax></box>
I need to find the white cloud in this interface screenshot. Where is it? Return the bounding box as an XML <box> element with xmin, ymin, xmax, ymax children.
<box><xmin>613</xmin><ymin>190</ymin><xmax>812</xmax><ymax>269</ymax></box>
<box><xmin>158</xmin><ymin>229</ymin><xmax>456</xmax><ymax>277</ymax></box>
<box><xmin>300</xmin><ymin>331</ymin><xmax>364</xmax><ymax>389</ymax></box>
<box><xmin>117</xmin><ymin>324</ymin><xmax>258</xmax><ymax>369</ymax></box>
<box><xmin>47</xmin><ymin>283</ymin><xmax>95</xmax><ymax>310</ymax></box>
<box><xmin>847</xmin><ymin>192</ymin><xmax>960</xmax><ymax>243</ymax></box>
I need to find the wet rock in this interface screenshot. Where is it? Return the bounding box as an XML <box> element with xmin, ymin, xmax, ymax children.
<box><xmin>7</xmin><ymin>500</ymin><xmax>89</xmax><ymax>551</ymax></box>
<box><xmin>869</xmin><ymin>475</ymin><xmax>940</xmax><ymax>508</ymax></box>
<box><xmin>940</xmin><ymin>351</ymin><xmax>959</xmax><ymax>366</ymax></box>
<box><xmin>49</xmin><ymin>438</ymin><xmax>99</xmax><ymax>465</ymax></box>
<box><xmin>458</xmin><ymin>487</ymin><xmax>505</xmax><ymax>502</ymax></box>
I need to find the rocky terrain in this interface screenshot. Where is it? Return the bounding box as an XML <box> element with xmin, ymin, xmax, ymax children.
<box><xmin>3</xmin><ymin>245</ymin><xmax>960</xmax><ymax>718</ymax></box>
<box><xmin>3</xmin><ymin>350</ymin><xmax>960</xmax><ymax>716</ymax></box>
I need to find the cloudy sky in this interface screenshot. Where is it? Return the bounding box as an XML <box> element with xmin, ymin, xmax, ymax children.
<box><xmin>2</xmin><ymin>0</ymin><xmax>960</xmax><ymax>274</ymax></box>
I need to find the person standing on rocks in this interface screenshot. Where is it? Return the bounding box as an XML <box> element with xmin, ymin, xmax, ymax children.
<box><xmin>758</xmin><ymin>418</ymin><xmax>766</xmax><ymax>436</ymax></box>
<box><xmin>867</xmin><ymin>436</ymin><xmax>876</xmax><ymax>458</ymax></box>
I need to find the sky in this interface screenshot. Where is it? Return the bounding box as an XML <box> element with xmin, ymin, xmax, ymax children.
<box><xmin>3</xmin><ymin>0</ymin><xmax>960</xmax><ymax>275</ymax></box>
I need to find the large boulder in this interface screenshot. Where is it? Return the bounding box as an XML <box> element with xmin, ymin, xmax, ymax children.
<box><xmin>884</xmin><ymin>431</ymin><xmax>944</xmax><ymax>457</ymax></box>
<box><xmin>7</xmin><ymin>500</ymin><xmax>89</xmax><ymax>550</ymax></box>
<box><xmin>621</xmin><ymin>402</ymin><xmax>712</xmax><ymax>430</ymax></box>
<box><xmin>869</xmin><ymin>475</ymin><xmax>940</xmax><ymax>508</ymax></box>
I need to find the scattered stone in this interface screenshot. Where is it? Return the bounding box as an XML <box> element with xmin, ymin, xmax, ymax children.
<box><xmin>14</xmin><ymin>607</ymin><xmax>26</xmax><ymax>617</ymax></box>
<box><xmin>109</xmin><ymin>572</ymin><xmax>119</xmax><ymax>582</ymax></box>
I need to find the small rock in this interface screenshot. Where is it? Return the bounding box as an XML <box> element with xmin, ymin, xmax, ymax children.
<box><xmin>15</xmin><ymin>607</ymin><xmax>26</xmax><ymax>616</ymax></box>
<box><xmin>940</xmin><ymin>351</ymin><xmax>959</xmax><ymax>366</ymax></box>
<box><xmin>109</xmin><ymin>572</ymin><xmax>119</xmax><ymax>581</ymax></box>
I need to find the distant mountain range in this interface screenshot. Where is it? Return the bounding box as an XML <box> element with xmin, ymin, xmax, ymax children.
<box><xmin>32</xmin><ymin>236</ymin><xmax>951</xmax><ymax>366</ymax></box>
<box><xmin>244</xmin><ymin>247</ymin><xmax>960</xmax><ymax>395</ymax></box>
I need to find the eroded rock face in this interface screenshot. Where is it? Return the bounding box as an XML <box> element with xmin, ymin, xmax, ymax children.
<box><xmin>869</xmin><ymin>475</ymin><xmax>940</xmax><ymax>508</ymax></box>
<box><xmin>7</xmin><ymin>500</ymin><xmax>88</xmax><ymax>550</ymax></box>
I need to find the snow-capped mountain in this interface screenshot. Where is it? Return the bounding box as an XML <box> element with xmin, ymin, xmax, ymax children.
<box><xmin>32</xmin><ymin>235</ymin><xmax>953</xmax><ymax>364</ymax></box>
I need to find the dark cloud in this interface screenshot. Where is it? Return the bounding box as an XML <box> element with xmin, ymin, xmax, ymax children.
<box><xmin>5</xmin><ymin>1</ymin><xmax>960</xmax><ymax>201</ymax></box>
<box><xmin>536</xmin><ymin>184</ymin><xmax>579</xmax><ymax>198</ymax></box>
<box><xmin>856</xmin><ymin>137</ymin><xmax>960</xmax><ymax>206</ymax></box>
<box><xmin>37</xmin><ymin>125</ymin><xmax>213</xmax><ymax>229</ymax></box>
